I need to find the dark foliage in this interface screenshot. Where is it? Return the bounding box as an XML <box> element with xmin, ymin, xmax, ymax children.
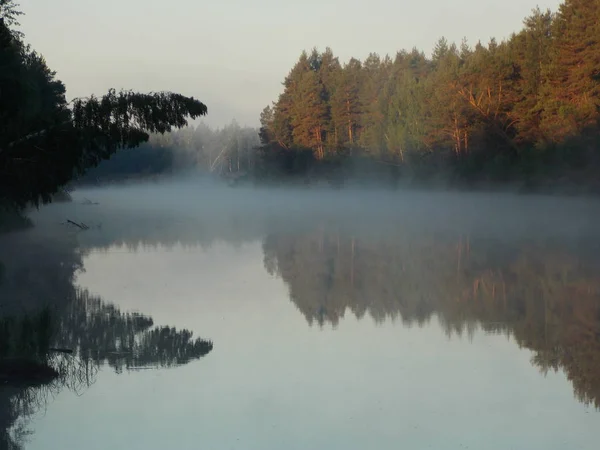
<box><xmin>0</xmin><ymin>18</ymin><xmax>207</xmax><ymax>209</ymax></box>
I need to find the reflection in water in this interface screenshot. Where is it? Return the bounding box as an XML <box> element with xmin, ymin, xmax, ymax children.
<box><xmin>263</xmin><ymin>227</ymin><xmax>600</xmax><ymax>408</ymax></box>
<box><xmin>2</xmin><ymin>187</ymin><xmax>600</xmax><ymax>449</ymax></box>
<box><xmin>0</xmin><ymin>222</ymin><xmax>213</xmax><ymax>449</ymax></box>
<box><xmin>1</xmin><ymin>291</ymin><xmax>213</xmax><ymax>449</ymax></box>
<box><xmin>48</xmin><ymin>189</ymin><xmax>600</xmax><ymax>411</ymax></box>
<box><xmin>60</xmin><ymin>290</ymin><xmax>213</xmax><ymax>373</ymax></box>
<box><xmin>0</xmin><ymin>349</ymin><xmax>96</xmax><ymax>450</ymax></box>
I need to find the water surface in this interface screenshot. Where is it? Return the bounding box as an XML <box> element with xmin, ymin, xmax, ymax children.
<box><xmin>2</xmin><ymin>183</ymin><xmax>600</xmax><ymax>449</ymax></box>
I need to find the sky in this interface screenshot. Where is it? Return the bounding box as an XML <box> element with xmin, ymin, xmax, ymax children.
<box><xmin>19</xmin><ymin>0</ymin><xmax>564</xmax><ymax>128</ymax></box>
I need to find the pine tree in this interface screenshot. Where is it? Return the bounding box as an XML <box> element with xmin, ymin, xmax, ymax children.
<box><xmin>267</xmin><ymin>52</ymin><xmax>311</xmax><ymax>149</ymax></box>
<box><xmin>0</xmin><ymin>1</ymin><xmax>23</xmax><ymax>37</ymax></box>
<box><xmin>423</xmin><ymin>39</ymin><xmax>473</xmax><ymax>156</ymax></box>
<box><xmin>331</xmin><ymin>58</ymin><xmax>363</xmax><ymax>147</ymax></box>
<box><xmin>317</xmin><ymin>48</ymin><xmax>341</xmax><ymax>150</ymax></box>
<box><xmin>0</xmin><ymin>17</ymin><xmax>207</xmax><ymax>208</ymax></box>
<box><xmin>382</xmin><ymin>50</ymin><xmax>430</xmax><ymax>161</ymax></box>
<box><xmin>291</xmin><ymin>70</ymin><xmax>329</xmax><ymax>158</ymax></box>
<box><xmin>358</xmin><ymin>53</ymin><xmax>391</xmax><ymax>154</ymax></box>
<box><xmin>540</xmin><ymin>0</ymin><xmax>600</xmax><ymax>141</ymax></box>
<box><xmin>456</xmin><ymin>40</ymin><xmax>521</xmax><ymax>156</ymax></box>
<box><xmin>259</xmin><ymin>105</ymin><xmax>274</xmax><ymax>145</ymax></box>
<box><xmin>508</xmin><ymin>7</ymin><xmax>554</xmax><ymax>144</ymax></box>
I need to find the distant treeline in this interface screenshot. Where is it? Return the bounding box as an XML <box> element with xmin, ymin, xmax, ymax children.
<box><xmin>257</xmin><ymin>0</ymin><xmax>600</xmax><ymax>191</ymax></box>
<box><xmin>77</xmin><ymin>122</ymin><xmax>260</xmax><ymax>184</ymax></box>
<box><xmin>17</xmin><ymin>0</ymin><xmax>599</xmax><ymax>194</ymax></box>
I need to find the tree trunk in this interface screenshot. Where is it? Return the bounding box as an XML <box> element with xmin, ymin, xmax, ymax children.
<box><xmin>350</xmin><ymin>238</ymin><xmax>355</xmax><ymax>287</ymax></box>
<box><xmin>315</xmin><ymin>126</ymin><xmax>324</xmax><ymax>159</ymax></box>
<box><xmin>348</xmin><ymin>120</ymin><xmax>353</xmax><ymax>144</ymax></box>
<box><xmin>454</xmin><ymin>116</ymin><xmax>461</xmax><ymax>155</ymax></box>
<box><xmin>347</xmin><ymin>97</ymin><xmax>353</xmax><ymax>144</ymax></box>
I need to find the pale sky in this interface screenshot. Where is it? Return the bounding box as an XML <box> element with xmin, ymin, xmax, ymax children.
<box><xmin>20</xmin><ymin>0</ymin><xmax>563</xmax><ymax>128</ymax></box>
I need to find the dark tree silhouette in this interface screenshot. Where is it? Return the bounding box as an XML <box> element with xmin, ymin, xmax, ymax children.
<box><xmin>0</xmin><ymin>214</ymin><xmax>213</xmax><ymax>449</ymax></box>
<box><xmin>0</xmin><ymin>15</ymin><xmax>207</xmax><ymax>208</ymax></box>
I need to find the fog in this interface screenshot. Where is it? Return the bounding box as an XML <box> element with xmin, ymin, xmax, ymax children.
<box><xmin>10</xmin><ymin>179</ymin><xmax>599</xmax><ymax>317</ymax></box>
<box><xmin>4</xmin><ymin>181</ymin><xmax>600</xmax><ymax>450</ymax></box>
<box><xmin>27</xmin><ymin>179</ymin><xmax>600</xmax><ymax>246</ymax></box>
<box><xmin>11</xmin><ymin>179</ymin><xmax>600</xmax><ymax>319</ymax></box>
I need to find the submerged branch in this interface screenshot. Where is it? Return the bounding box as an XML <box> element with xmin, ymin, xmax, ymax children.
<box><xmin>66</xmin><ymin>219</ymin><xmax>89</xmax><ymax>230</ymax></box>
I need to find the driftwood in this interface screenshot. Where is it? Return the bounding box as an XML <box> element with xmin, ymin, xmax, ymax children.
<box><xmin>66</xmin><ymin>219</ymin><xmax>89</xmax><ymax>230</ymax></box>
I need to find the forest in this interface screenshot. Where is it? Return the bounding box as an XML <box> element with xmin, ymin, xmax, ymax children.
<box><xmin>77</xmin><ymin>121</ymin><xmax>260</xmax><ymax>184</ymax></box>
<box><xmin>0</xmin><ymin>2</ymin><xmax>207</xmax><ymax>209</ymax></box>
<box><xmin>1</xmin><ymin>3</ymin><xmax>214</xmax><ymax>445</ymax></box>
<box><xmin>257</xmin><ymin>0</ymin><xmax>600</xmax><ymax>190</ymax></box>
<box><xmin>2</xmin><ymin>0</ymin><xmax>600</xmax><ymax>441</ymax></box>
<box><xmin>3</xmin><ymin>1</ymin><xmax>600</xmax><ymax>199</ymax></box>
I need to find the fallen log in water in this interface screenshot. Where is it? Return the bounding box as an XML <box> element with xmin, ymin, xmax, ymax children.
<box><xmin>66</xmin><ymin>219</ymin><xmax>89</xmax><ymax>230</ymax></box>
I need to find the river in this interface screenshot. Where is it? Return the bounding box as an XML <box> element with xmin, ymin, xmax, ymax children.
<box><xmin>1</xmin><ymin>181</ymin><xmax>600</xmax><ymax>449</ymax></box>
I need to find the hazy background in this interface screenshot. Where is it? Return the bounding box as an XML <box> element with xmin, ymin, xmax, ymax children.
<box><xmin>20</xmin><ymin>0</ymin><xmax>563</xmax><ymax>127</ymax></box>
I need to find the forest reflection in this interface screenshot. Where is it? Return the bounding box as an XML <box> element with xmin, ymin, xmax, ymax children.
<box><xmin>65</xmin><ymin>200</ymin><xmax>600</xmax><ymax>410</ymax></box>
<box><xmin>58</xmin><ymin>289</ymin><xmax>213</xmax><ymax>373</ymax></box>
<box><xmin>63</xmin><ymin>194</ymin><xmax>600</xmax><ymax>410</ymax></box>
<box><xmin>262</xmin><ymin>225</ymin><xmax>600</xmax><ymax>409</ymax></box>
<box><xmin>3</xmin><ymin>191</ymin><xmax>600</xmax><ymax>448</ymax></box>
<box><xmin>0</xmin><ymin>226</ymin><xmax>213</xmax><ymax>449</ymax></box>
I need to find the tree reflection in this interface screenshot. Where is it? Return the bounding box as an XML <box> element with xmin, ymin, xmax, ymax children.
<box><xmin>262</xmin><ymin>226</ymin><xmax>600</xmax><ymax>408</ymax></box>
<box><xmin>51</xmin><ymin>200</ymin><xmax>600</xmax><ymax>410</ymax></box>
<box><xmin>1</xmin><ymin>290</ymin><xmax>213</xmax><ymax>449</ymax></box>
<box><xmin>0</xmin><ymin>221</ymin><xmax>213</xmax><ymax>449</ymax></box>
<box><xmin>4</xmin><ymin>195</ymin><xmax>600</xmax><ymax>450</ymax></box>
<box><xmin>59</xmin><ymin>289</ymin><xmax>213</xmax><ymax>372</ymax></box>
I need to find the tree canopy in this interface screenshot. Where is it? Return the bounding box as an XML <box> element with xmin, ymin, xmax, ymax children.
<box><xmin>0</xmin><ymin>14</ymin><xmax>207</xmax><ymax>208</ymax></box>
<box><xmin>0</xmin><ymin>1</ymin><xmax>22</xmax><ymax>33</ymax></box>
<box><xmin>258</xmin><ymin>1</ymin><xmax>600</xmax><ymax>189</ymax></box>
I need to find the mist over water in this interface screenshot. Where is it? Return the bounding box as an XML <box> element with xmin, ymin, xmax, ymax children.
<box><xmin>3</xmin><ymin>181</ymin><xmax>600</xmax><ymax>449</ymax></box>
<box><xmin>49</xmin><ymin>178</ymin><xmax>600</xmax><ymax>238</ymax></box>
<box><xmin>5</xmin><ymin>0</ymin><xmax>600</xmax><ymax>447</ymax></box>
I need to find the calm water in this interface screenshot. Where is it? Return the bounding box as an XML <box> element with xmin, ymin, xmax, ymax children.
<box><xmin>2</xmin><ymin>183</ymin><xmax>600</xmax><ymax>449</ymax></box>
